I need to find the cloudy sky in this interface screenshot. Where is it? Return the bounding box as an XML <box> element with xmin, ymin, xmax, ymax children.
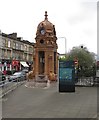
<box><xmin>0</xmin><ymin>0</ymin><xmax>97</xmax><ymax>54</ymax></box>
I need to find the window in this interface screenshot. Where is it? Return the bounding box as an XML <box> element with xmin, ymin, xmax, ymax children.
<box><xmin>16</xmin><ymin>43</ymin><xmax>18</xmax><ymax>49</ymax></box>
<box><xmin>8</xmin><ymin>40</ymin><xmax>11</xmax><ymax>47</ymax></box>
<box><xmin>29</xmin><ymin>47</ymin><xmax>33</xmax><ymax>52</ymax></box>
<box><xmin>21</xmin><ymin>44</ymin><xmax>24</xmax><ymax>50</ymax></box>
<box><xmin>5</xmin><ymin>39</ymin><xmax>8</xmax><ymax>47</ymax></box>
<box><xmin>7</xmin><ymin>50</ymin><xmax>11</xmax><ymax>58</ymax></box>
<box><xmin>2</xmin><ymin>38</ymin><xmax>6</xmax><ymax>47</ymax></box>
<box><xmin>25</xmin><ymin>45</ymin><xmax>27</xmax><ymax>51</ymax></box>
<box><xmin>2</xmin><ymin>49</ymin><xmax>5</xmax><ymax>57</ymax></box>
<box><xmin>13</xmin><ymin>42</ymin><xmax>16</xmax><ymax>49</ymax></box>
<box><xmin>18</xmin><ymin>44</ymin><xmax>21</xmax><ymax>50</ymax></box>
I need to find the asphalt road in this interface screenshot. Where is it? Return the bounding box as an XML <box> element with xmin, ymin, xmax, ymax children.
<box><xmin>2</xmin><ymin>82</ymin><xmax>98</xmax><ymax>118</ymax></box>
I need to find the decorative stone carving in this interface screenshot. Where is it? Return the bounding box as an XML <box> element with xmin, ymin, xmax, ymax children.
<box><xmin>33</xmin><ymin>11</ymin><xmax>58</xmax><ymax>81</ymax></box>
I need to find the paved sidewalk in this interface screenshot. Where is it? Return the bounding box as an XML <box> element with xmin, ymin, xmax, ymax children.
<box><xmin>2</xmin><ymin>82</ymin><xmax>97</xmax><ymax>118</ymax></box>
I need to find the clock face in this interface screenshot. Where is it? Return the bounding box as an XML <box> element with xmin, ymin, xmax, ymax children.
<box><xmin>40</xmin><ymin>29</ymin><xmax>45</xmax><ymax>35</ymax></box>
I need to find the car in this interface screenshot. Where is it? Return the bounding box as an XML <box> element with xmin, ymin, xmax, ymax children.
<box><xmin>8</xmin><ymin>71</ymin><xmax>26</xmax><ymax>82</ymax></box>
<box><xmin>22</xmin><ymin>69</ymin><xmax>29</xmax><ymax>73</ymax></box>
<box><xmin>0</xmin><ymin>71</ymin><xmax>6</xmax><ymax>84</ymax></box>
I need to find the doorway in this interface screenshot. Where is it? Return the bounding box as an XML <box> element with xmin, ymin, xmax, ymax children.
<box><xmin>39</xmin><ymin>51</ymin><xmax>45</xmax><ymax>74</ymax></box>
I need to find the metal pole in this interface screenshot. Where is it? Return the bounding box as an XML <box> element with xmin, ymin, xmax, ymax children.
<box><xmin>58</xmin><ymin>37</ymin><xmax>67</xmax><ymax>54</ymax></box>
<box><xmin>65</xmin><ymin>37</ymin><xmax>67</xmax><ymax>54</ymax></box>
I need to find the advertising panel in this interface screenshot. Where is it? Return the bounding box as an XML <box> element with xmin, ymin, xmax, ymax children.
<box><xmin>59</xmin><ymin>60</ymin><xmax>75</xmax><ymax>92</ymax></box>
<box><xmin>59</xmin><ymin>68</ymin><xmax>72</xmax><ymax>81</ymax></box>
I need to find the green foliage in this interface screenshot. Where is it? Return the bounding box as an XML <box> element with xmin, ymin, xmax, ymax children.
<box><xmin>58</xmin><ymin>56</ymin><xmax>67</xmax><ymax>61</ymax></box>
<box><xmin>67</xmin><ymin>46</ymin><xmax>96</xmax><ymax>77</ymax></box>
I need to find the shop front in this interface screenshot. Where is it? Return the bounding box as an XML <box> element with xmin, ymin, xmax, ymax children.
<box><xmin>0</xmin><ymin>59</ymin><xmax>12</xmax><ymax>75</ymax></box>
<box><xmin>20</xmin><ymin>61</ymin><xmax>29</xmax><ymax>70</ymax></box>
<box><xmin>12</xmin><ymin>60</ymin><xmax>20</xmax><ymax>73</ymax></box>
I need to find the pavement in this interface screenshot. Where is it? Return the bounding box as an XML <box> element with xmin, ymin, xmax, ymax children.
<box><xmin>2</xmin><ymin>82</ymin><xmax>98</xmax><ymax>119</ymax></box>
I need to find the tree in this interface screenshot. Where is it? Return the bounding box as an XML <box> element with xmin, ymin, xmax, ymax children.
<box><xmin>67</xmin><ymin>46</ymin><xmax>96</xmax><ymax>77</ymax></box>
<box><xmin>58</xmin><ymin>55</ymin><xmax>67</xmax><ymax>61</ymax></box>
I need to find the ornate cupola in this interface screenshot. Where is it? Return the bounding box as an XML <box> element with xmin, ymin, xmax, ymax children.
<box><xmin>33</xmin><ymin>11</ymin><xmax>58</xmax><ymax>80</ymax></box>
<box><xmin>35</xmin><ymin>11</ymin><xmax>57</xmax><ymax>48</ymax></box>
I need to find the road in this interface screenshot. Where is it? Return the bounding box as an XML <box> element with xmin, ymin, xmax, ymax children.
<box><xmin>2</xmin><ymin>82</ymin><xmax>98</xmax><ymax>118</ymax></box>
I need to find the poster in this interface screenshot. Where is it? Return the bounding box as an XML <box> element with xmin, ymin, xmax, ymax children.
<box><xmin>59</xmin><ymin>68</ymin><xmax>73</xmax><ymax>81</ymax></box>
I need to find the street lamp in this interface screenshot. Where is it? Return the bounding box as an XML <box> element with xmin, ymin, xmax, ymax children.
<box><xmin>57</xmin><ymin>37</ymin><xmax>67</xmax><ymax>54</ymax></box>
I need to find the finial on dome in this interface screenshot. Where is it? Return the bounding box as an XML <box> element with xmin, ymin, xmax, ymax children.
<box><xmin>44</xmin><ymin>11</ymin><xmax>48</xmax><ymax>20</ymax></box>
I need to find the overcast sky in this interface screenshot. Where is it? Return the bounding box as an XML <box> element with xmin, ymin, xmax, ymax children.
<box><xmin>0</xmin><ymin>0</ymin><xmax>97</xmax><ymax>54</ymax></box>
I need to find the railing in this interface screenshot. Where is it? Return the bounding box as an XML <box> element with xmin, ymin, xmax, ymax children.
<box><xmin>93</xmin><ymin>77</ymin><xmax>99</xmax><ymax>86</ymax></box>
<box><xmin>75</xmin><ymin>77</ymin><xmax>94</xmax><ymax>86</ymax></box>
<box><xmin>0</xmin><ymin>76</ymin><xmax>97</xmax><ymax>98</ymax></box>
<box><xmin>0</xmin><ymin>77</ymin><xmax>26</xmax><ymax>98</ymax></box>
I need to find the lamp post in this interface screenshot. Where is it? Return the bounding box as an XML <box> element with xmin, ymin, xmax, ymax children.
<box><xmin>57</xmin><ymin>37</ymin><xmax>67</xmax><ymax>80</ymax></box>
<box><xmin>57</xmin><ymin>37</ymin><xmax>67</xmax><ymax>54</ymax></box>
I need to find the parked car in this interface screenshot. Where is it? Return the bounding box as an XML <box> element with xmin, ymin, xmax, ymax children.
<box><xmin>0</xmin><ymin>71</ymin><xmax>6</xmax><ymax>84</ymax></box>
<box><xmin>22</xmin><ymin>69</ymin><xmax>29</xmax><ymax>73</ymax></box>
<box><xmin>8</xmin><ymin>71</ymin><xmax>26</xmax><ymax>82</ymax></box>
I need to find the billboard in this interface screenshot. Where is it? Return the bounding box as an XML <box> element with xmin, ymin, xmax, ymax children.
<box><xmin>59</xmin><ymin>60</ymin><xmax>75</xmax><ymax>92</ymax></box>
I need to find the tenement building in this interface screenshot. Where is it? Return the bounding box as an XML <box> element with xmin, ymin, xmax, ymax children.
<box><xmin>0</xmin><ymin>32</ymin><xmax>34</xmax><ymax>74</ymax></box>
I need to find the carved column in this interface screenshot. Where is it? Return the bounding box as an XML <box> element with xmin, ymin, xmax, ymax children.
<box><xmin>44</xmin><ymin>51</ymin><xmax>48</xmax><ymax>75</ymax></box>
<box><xmin>35</xmin><ymin>50</ymin><xmax>39</xmax><ymax>75</ymax></box>
<box><xmin>56</xmin><ymin>52</ymin><xmax>58</xmax><ymax>74</ymax></box>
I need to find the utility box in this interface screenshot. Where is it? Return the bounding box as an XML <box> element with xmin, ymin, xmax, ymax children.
<box><xmin>59</xmin><ymin>60</ymin><xmax>75</xmax><ymax>92</ymax></box>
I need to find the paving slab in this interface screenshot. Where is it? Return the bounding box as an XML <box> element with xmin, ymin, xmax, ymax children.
<box><xmin>2</xmin><ymin>82</ymin><xmax>98</xmax><ymax>118</ymax></box>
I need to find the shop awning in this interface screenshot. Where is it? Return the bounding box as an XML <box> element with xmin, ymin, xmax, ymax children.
<box><xmin>20</xmin><ymin>61</ymin><xmax>29</xmax><ymax>67</ymax></box>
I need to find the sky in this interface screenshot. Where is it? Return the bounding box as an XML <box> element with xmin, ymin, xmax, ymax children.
<box><xmin>0</xmin><ymin>0</ymin><xmax>97</xmax><ymax>54</ymax></box>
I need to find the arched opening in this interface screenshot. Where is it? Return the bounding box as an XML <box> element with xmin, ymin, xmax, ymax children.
<box><xmin>39</xmin><ymin>51</ymin><xmax>45</xmax><ymax>74</ymax></box>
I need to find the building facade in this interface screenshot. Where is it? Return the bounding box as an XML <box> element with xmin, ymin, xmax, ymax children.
<box><xmin>0</xmin><ymin>31</ymin><xmax>3</xmax><ymax>62</ymax></box>
<box><xmin>0</xmin><ymin>32</ymin><xmax>34</xmax><ymax>74</ymax></box>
